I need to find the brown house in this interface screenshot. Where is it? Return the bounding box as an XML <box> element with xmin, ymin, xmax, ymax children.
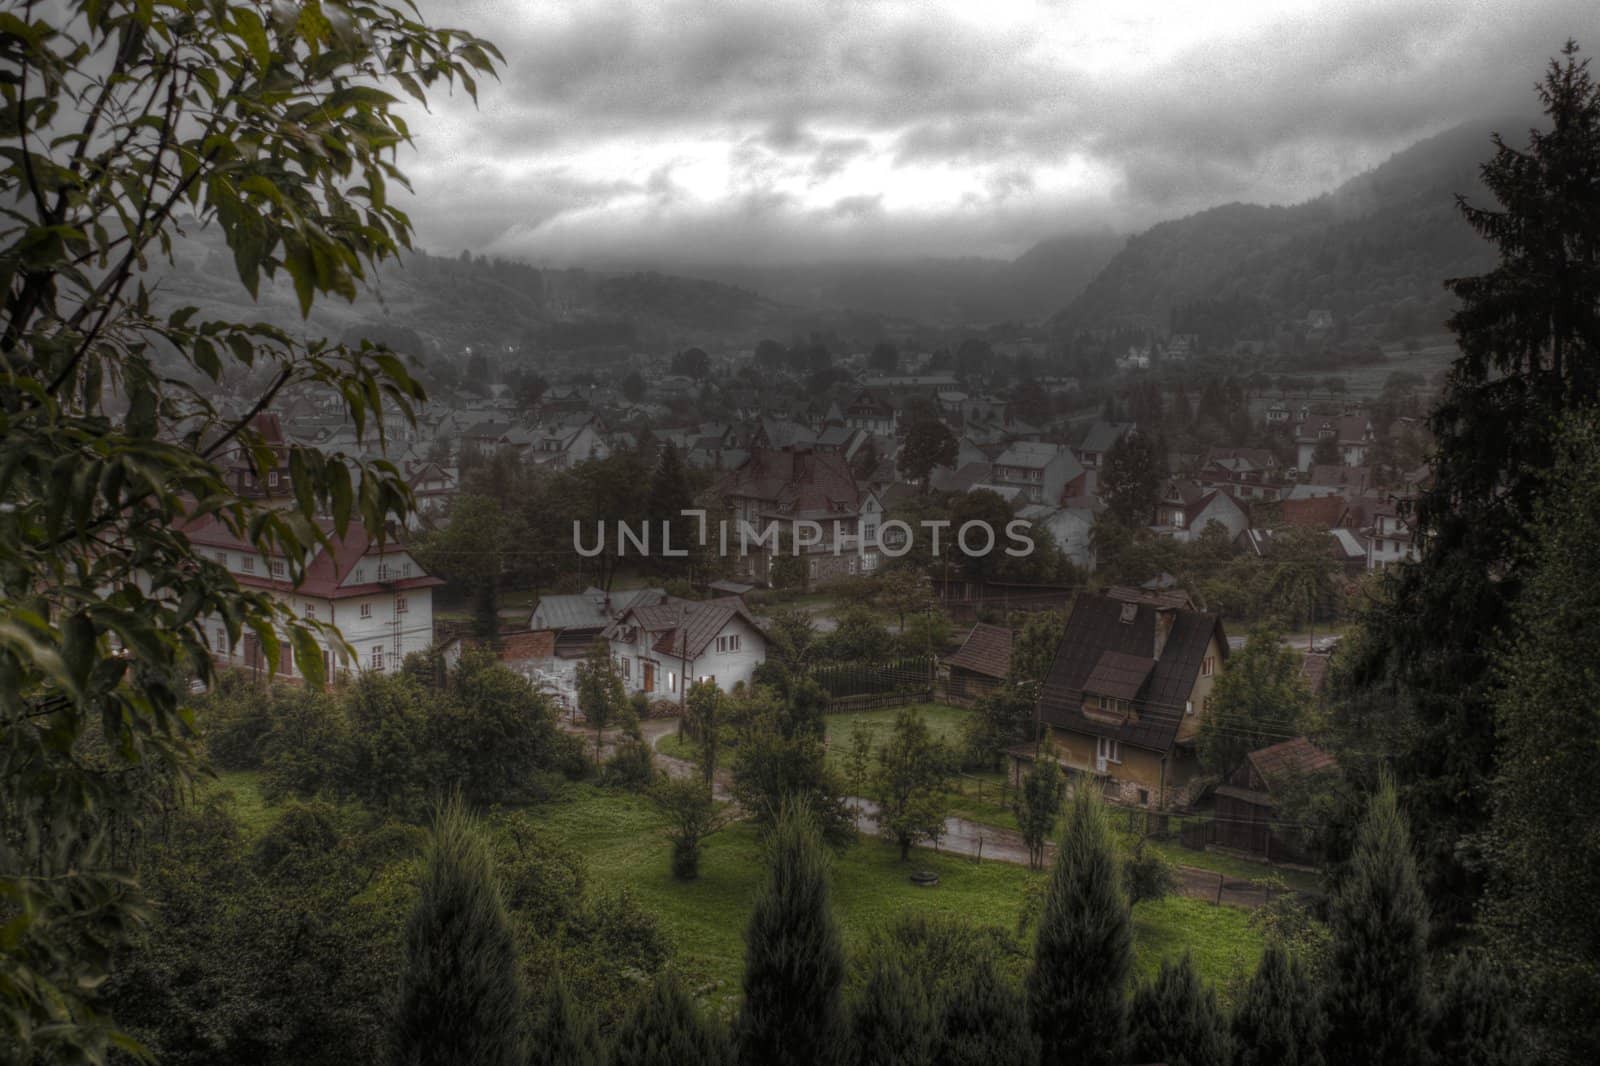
<box><xmin>1033</xmin><ymin>590</ymin><xmax>1228</xmax><ymax>809</ymax></box>
<box><xmin>943</xmin><ymin>623</ymin><xmax>1012</xmax><ymax>706</ymax></box>
<box><xmin>1213</xmin><ymin>736</ymin><xmax>1337</xmax><ymax>861</ymax></box>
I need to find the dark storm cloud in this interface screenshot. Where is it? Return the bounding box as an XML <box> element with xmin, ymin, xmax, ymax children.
<box><xmin>399</xmin><ymin>0</ymin><xmax>1598</xmax><ymax>263</ymax></box>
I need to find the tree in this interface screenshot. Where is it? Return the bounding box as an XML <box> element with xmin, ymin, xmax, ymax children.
<box><xmin>1482</xmin><ymin>418</ymin><xmax>1600</xmax><ymax>1059</ymax></box>
<box><xmin>1127</xmin><ymin>955</ymin><xmax>1231</xmax><ymax>1066</ymax></box>
<box><xmin>1101</xmin><ymin>430</ymin><xmax>1164</xmax><ymax>525</ymax></box>
<box><xmin>0</xmin><ymin>2</ymin><xmax>496</xmax><ymax>1053</ymax></box>
<box><xmin>647</xmin><ymin>445</ymin><xmax>695</xmax><ymax>577</ymax></box>
<box><xmin>1231</xmin><ymin>944</ymin><xmax>1326</xmax><ymax>1066</ymax></box>
<box><xmin>609</xmin><ymin>971</ymin><xmax>731</xmax><ymax>1066</ymax></box>
<box><xmin>389</xmin><ymin>798</ymin><xmax>526</xmax><ymax>1066</ymax></box>
<box><xmin>621</xmin><ymin>370</ymin><xmax>646</xmax><ymax>403</ymax></box>
<box><xmin>1016</xmin><ymin>742</ymin><xmax>1065</xmax><ymax>870</ymax></box>
<box><xmin>765</xmin><ymin>606</ymin><xmax>817</xmax><ymax>667</ymax></box>
<box><xmin>964</xmin><ymin>683</ymin><xmax>1035</xmax><ymax>766</ymax></box>
<box><xmin>528</xmin><ymin>975</ymin><xmax>602</xmax><ymax>1066</ymax></box>
<box><xmin>871</xmin><ymin>709</ymin><xmax>951</xmax><ymax>860</ymax></box>
<box><xmin>736</xmin><ymin>802</ymin><xmax>845</xmax><ymax>1066</ymax></box>
<box><xmin>847</xmin><ymin>952</ymin><xmax>935</xmax><ymax>1066</ymax></box>
<box><xmin>869</xmin><ymin>341</ymin><xmax>901</xmax><ymax>374</ymax></box>
<box><xmin>683</xmin><ymin>679</ymin><xmax>724</xmax><ymax>789</ymax></box>
<box><xmin>1428</xmin><ymin>951</ymin><xmax>1527</xmax><ymax>1066</ymax></box>
<box><xmin>575</xmin><ymin>640</ymin><xmax>628</xmax><ymax>763</ymax></box>
<box><xmin>1008</xmin><ymin>610</ymin><xmax>1066</xmax><ymax>695</ymax></box>
<box><xmin>670</xmin><ymin>347</ymin><xmax>711</xmax><ymax>380</ymax></box>
<box><xmin>1196</xmin><ymin>626</ymin><xmax>1310</xmax><ymax>776</ymax></box>
<box><xmin>899</xmin><ymin>417</ymin><xmax>958</xmax><ymax>490</ymax></box>
<box><xmin>1309</xmin><ymin>438</ymin><xmax>1342</xmax><ymax>467</ymax></box>
<box><xmin>845</xmin><ymin>720</ymin><xmax>875</xmax><ymax>814</ymax></box>
<box><xmin>1322</xmin><ymin>776</ymin><xmax>1429</xmax><ymax>1066</ymax></box>
<box><xmin>1349</xmin><ymin>45</ymin><xmax>1600</xmax><ymax>931</ymax></box>
<box><xmin>1122</xmin><ymin>837</ymin><xmax>1177</xmax><ymax>907</ymax></box>
<box><xmin>652</xmin><ymin>777</ymin><xmax>732</xmax><ymax>880</ymax></box>
<box><xmin>931</xmin><ymin>950</ymin><xmax>1037</xmax><ymax>1066</ymax></box>
<box><xmin>415</xmin><ymin>494</ymin><xmax>509</xmax><ymax>639</ymax></box>
<box><xmin>1026</xmin><ymin>788</ymin><xmax>1132</xmax><ymax>1065</ymax></box>
<box><xmin>1262</xmin><ymin>527</ymin><xmax>1337</xmax><ymax>642</ymax></box>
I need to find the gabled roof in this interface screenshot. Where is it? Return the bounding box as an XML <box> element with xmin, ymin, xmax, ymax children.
<box><xmin>716</xmin><ymin>448</ymin><xmax>862</xmax><ymax>515</ymax></box>
<box><xmin>532</xmin><ymin>587</ymin><xmax>666</xmax><ymax>631</ymax></box>
<box><xmin>944</xmin><ymin>623</ymin><xmax>1013</xmax><ymax>679</ymax></box>
<box><xmin>613</xmin><ymin>597</ymin><xmax>766</xmax><ymax>660</ymax></box>
<box><xmin>1083</xmin><ymin>650</ymin><xmax>1155</xmax><ymax>700</ymax></box>
<box><xmin>1281</xmin><ymin>495</ymin><xmax>1351</xmax><ymax>529</ymax></box>
<box><xmin>1079</xmin><ymin>421</ymin><xmax>1135</xmax><ymax>454</ymax></box>
<box><xmin>1039</xmin><ymin>592</ymin><xmax>1227</xmax><ymax>752</ymax></box>
<box><xmin>181</xmin><ymin>514</ymin><xmax>441</xmax><ymax>599</ymax></box>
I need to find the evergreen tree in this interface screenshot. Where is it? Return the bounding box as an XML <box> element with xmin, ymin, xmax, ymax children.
<box><xmin>932</xmin><ymin>951</ymin><xmax>1037</xmax><ymax>1066</ymax></box>
<box><xmin>1127</xmin><ymin>955</ymin><xmax>1230</xmax><ymax>1066</ymax></box>
<box><xmin>389</xmin><ymin>797</ymin><xmax>526</xmax><ymax>1066</ymax></box>
<box><xmin>1323</xmin><ymin>776</ymin><xmax>1429</xmax><ymax>1066</ymax></box>
<box><xmin>527</xmin><ymin>974</ymin><xmax>601</xmax><ymax>1066</ymax></box>
<box><xmin>1230</xmin><ymin>944</ymin><xmax>1325</xmax><ymax>1066</ymax></box>
<box><xmin>1347</xmin><ymin>43</ymin><xmax>1600</xmax><ymax>930</ymax></box>
<box><xmin>1025</xmin><ymin>788</ymin><xmax>1132</xmax><ymax>1065</ymax></box>
<box><xmin>1483</xmin><ymin>418</ymin><xmax>1600</xmax><ymax>1061</ymax></box>
<box><xmin>609</xmin><ymin>971</ymin><xmax>730</xmax><ymax>1066</ymax></box>
<box><xmin>899</xmin><ymin>416</ymin><xmax>959</xmax><ymax>491</ymax></box>
<box><xmin>736</xmin><ymin>802</ymin><xmax>845</xmax><ymax>1066</ymax></box>
<box><xmin>846</xmin><ymin>952</ymin><xmax>935</xmax><ymax>1066</ymax></box>
<box><xmin>1428</xmin><ymin>951</ymin><xmax>1528</xmax><ymax>1066</ymax></box>
<box><xmin>1101</xmin><ymin>430</ymin><xmax>1165</xmax><ymax>526</ymax></box>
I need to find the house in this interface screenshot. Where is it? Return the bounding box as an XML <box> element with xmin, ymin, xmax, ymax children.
<box><xmin>184</xmin><ymin>515</ymin><xmax>442</xmax><ymax>681</ymax></box>
<box><xmin>1032</xmin><ymin>591</ymin><xmax>1229</xmax><ymax>809</ymax></box>
<box><xmin>1293</xmin><ymin>414</ymin><xmax>1375</xmax><ymax>471</ymax></box>
<box><xmin>1212</xmin><ymin>736</ymin><xmax>1337</xmax><ymax>861</ymax></box>
<box><xmin>1019</xmin><ymin>499</ymin><xmax>1101</xmax><ymax>571</ymax></box>
<box><xmin>404</xmin><ymin>460</ymin><xmax>458</xmax><ymax>528</ymax></box>
<box><xmin>715</xmin><ymin>448</ymin><xmax>882</xmax><ymax>586</ymax></box>
<box><xmin>605</xmin><ymin>597</ymin><xmax>768</xmax><ymax>700</ymax></box>
<box><xmin>1280</xmin><ymin>495</ymin><xmax>1351</xmax><ymax>530</ymax></box>
<box><xmin>530</xmin><ymin>587</ymin><xmax>669</xmax><ymax>659</ymax></box>
<box><xmin>1075</xmin><ymin>421</ymin><xmax>1136</xmax><ymax>469</ymax></box>
<box><xmin>992</xmin><ymin>441</ymin><xmax>1085</xmax><ymax>505</ymax></box>
<box><xmin>213</xmin><ymin>412</ymin><xmax>296</xmax><ymax>507</ymax></box>
<box><xmin>1366</xmin><ymin>499</ymin><xmax>1421</xmax><ymax>570</ymax></box>
<box><xmin>943</xmin><ymin>623</ymin><xmax>1013</xmax><ymax>706</ymax></box>
<box><xmin>844</xmin><ymin>391</ymin><xmax>897</xmax><ymax>437</ymax></box>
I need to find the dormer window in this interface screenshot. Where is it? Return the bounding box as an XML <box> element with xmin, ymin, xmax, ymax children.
<box><xmin>1119</xmin><ymin>602</ymin><xmax>1137</xmax><ymax>624</ymax></box>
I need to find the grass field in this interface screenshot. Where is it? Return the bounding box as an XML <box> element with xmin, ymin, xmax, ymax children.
<box><xmin>210</xmin><ymin>771</ymin><xmax>1265</xmax><ymax>1011</ymax></box>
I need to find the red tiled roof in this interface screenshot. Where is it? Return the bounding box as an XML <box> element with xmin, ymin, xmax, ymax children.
<box><xmin>944</xmin><ymin>623</ymin><xmax>1013</xmax><ymax>679</ymax></box>
<box><xmin>1281</xmin><ymin>495</ymin><xmax>1349</xmax><ymax>529</ymax></box>
<box><xmin>1247</xmin><ymin>736</ymin><xmax>1337</xmax><ymax>792</ymax></box>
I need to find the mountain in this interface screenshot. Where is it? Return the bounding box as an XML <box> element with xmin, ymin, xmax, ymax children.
<box><xmin>1055</xmin><ymin>118</ymin><xmax>1525</xmax><ymax>347</ymax></box>
<box><xmin>620</xmin><ymin>229</ymin><xmax>1125</xmax><ymax>327</ymax></box>
<box><xmin>143</xmin><ymin>225</ymin><xmax>801</xmax><ymax>356</ymax></box>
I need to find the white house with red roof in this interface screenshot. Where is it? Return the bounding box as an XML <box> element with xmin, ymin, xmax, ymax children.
<box><xmin>603</xmin><ymin>596</ymin><xmax>768</xmax><ymax>701</ymax></box>
<box><xmin>184</xmin><ymin>514</ymin><xmax>443</xmax><ymax>681</ymax></box>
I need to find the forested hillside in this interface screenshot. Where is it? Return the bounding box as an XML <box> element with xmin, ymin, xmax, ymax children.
<box><xmin>1056</xmin><ymin>118</ymin><xmax>1523</xmax><ymax>347</ymax></box>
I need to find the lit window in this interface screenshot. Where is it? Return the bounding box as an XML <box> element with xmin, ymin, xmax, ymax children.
<box><xmin>360</xmin><ymin>603</ymin><xmax>372</xmax><ymax>619</ymax></box>
<box><xmin>1185</xmin><ymin>700</ymin><xmax>1194</xmax><ymax>716</ymax></box>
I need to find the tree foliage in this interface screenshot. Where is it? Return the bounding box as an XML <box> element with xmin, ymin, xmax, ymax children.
<box><xmin>1025</xmin><ymin>788</ymin><xmax>1132</xmax><ymax>1065</ymax></box>
<box><xmin>846</xmin><ymin>951</ymin><xmax>935</xmax><ymax>1066</ymax></box>
<box><xmin>1101</xmin><ymin>430</ymin><xmax>1164</xmax><ymax>525</ymax></box>
<box><xmin>389</xmin><ymin>797</ymin><xmax>526</xmax><ymax>1066</ymax></box>
<box><xmin>609</xmin><ymin>971</ymin><xmax>730</xmax><ymax>1066</ymax></box>
<box><xmin>1230</xmin><ymin>943</ymin><xmax>1326</xmax><ymax>1066</ymax></box>
<box><xmin>1196</xmin><ymin>626</ymin><xmax>1310</xmax><ymax>776</ymax></box>
<box><xmin>1126</xmin><ymin>954</ymin><xmax>1231</xmax><ymax>1066</ymax></box>
<box><xmin>870</xmin><ymin>709</ymin><xmax>951</xmax><ymax>860</ymax></box>
<box><xmin>898</xmin><ymin>417</ymin><xmax>958</xmax><ymax>489</ymax></box>
<box><xmin>1015</xmin><ymin>744</ymin><xmax>1064</xmax><ymax>870</ymax></box>
<box><xmin>736</xmin><ymin>802</ymin><xmax>845</xmax><ymax>1066</ymax></box>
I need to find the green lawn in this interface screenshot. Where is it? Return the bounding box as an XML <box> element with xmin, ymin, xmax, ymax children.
<box><xmin>209</xmin><ymin>771</ymin><xmax>1263</xmax><ymax>1011</ymax></box>
<box><xmin>822</xmin><ymin>703</ymin><xmax>971</xmax><ymax>777</ymax></box>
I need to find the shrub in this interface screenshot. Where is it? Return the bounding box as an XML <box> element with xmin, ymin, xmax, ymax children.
<box><xmin>604</xmin><ymin>738</ymin><xmax>656</xmax><ymax>790</ymax></box>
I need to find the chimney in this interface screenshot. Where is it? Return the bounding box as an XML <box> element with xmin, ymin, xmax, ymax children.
<box><xmin>1153</xmin><ymin>608</ymin><xmax>1177</xmax><ymax>661</ymax></box>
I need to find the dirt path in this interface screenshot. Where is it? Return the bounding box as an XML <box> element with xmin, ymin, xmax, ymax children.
<box><xmin>592</xmin><ymin>718</ymin><xmax>1284</xmax><ymax>910</ymax></box>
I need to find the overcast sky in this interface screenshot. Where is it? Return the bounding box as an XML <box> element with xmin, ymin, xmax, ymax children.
<box><xmin>396</xmin><ymin>0</ymin><xmax>1591</xmax><ymax>266</ymax></box>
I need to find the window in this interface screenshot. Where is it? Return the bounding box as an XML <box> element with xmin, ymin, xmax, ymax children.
<box><xmin>360</xmin><ymin>603</ymin><xmax>372</xmax><ymax>619</ymax></box>
<box><xmin>215</xmin><ymin>626</ymin><xmax>226</xmax><ymax>654</ymax></box>
<box><xmin>716</xmin><ymin>635</ymin><xmax>741</xmax><ymax>654</ymax></box>
<box><xmin>354</xmin><ymin>567</ymin><xmax>366</xmax><ymax>583</ymax></box>
<box><xmin>241</xmin><ymin>556</ymin><xmax>254</xmax><ymax>574</ymax></box>
<box><xmin>304</xmin><ymin>603</ymin><xmax>316</xmax><ymax>619</ymax></box>
<box><xmin>370</xmin><ymin>645</ymin><xmax>384</xmax><ymax>671</ymax></box>
<box><xmin>269</xmin><ymin>559</ymin><xmax>286</xmax><ymax>578</ymax></box>
<box><xmin>1201</xmin><ymin>656</ymin><xmax>1216</xmax><ymax>677</ymax></box>
<box><xmin>1119</xmin><ymin>602</ymin><xmax>1137</xmax><ymax>624</ymax></box>
<box><xmin>268</xmin><ymin>471</ymin><xmax>279</xmax><ymax>487</ymax></box>
<box><xmin>1137</xmin><ymin>788</ymin><xmax>1150</xmax><ymax>806</ymax></box>
<box><xmin>396</xmin><ymin>596</ymin><xmax>409</xmax><ymax>614</ymax></box>
<box><xmin>1185</xmin><ymin>699</ymin><xmax>1194</xmax><ymax>716</ymax></box>
<box><xmin>668</xmin><ymin>670</ymin><xmax>678</xmax><ymax>693</ymax></box>
<box><xmin>621</xmin><ymin>658</ymin><xmax>631</xmax><ymax>679</ymax></box>
<box><xmin>402</xmin><ymin>560</ymin><xmax>412</xmax><ymax>577</ymax></box>
<box><xmin>847</xmin><ymin>557</ymin><xmax>858</xmax><ymax>575</ymax></box>
<box><xmin>215</xmin><ymin>551</ymin><xmax>228</xmax><ymax>566</ymax></box>
<box><xmin>862</xmin><ymin>551</ymin><xmax>879</xmax><ymax>572</ymax></box>
<box><xmin>1096</xmin><ymin>736</ymin><xmax>1121</xmax><ymax>765</ymax></box>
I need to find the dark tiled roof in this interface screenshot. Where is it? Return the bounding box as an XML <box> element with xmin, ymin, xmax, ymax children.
<box><xmin>1083</xmin><ymin>650</ymin><xmax>1155</xmax><ymax>700</ymax></box>
<box><xmin>621</xmin><ymin>597</ymin><xmax>765</xmax><ymax>659</ymax></box>
<box><xmin>532</xmin><ymin>587</ymin><xmax>667</xmax><ymax>631</ymax></box>
<box><xmin>944</xmin><ymin>623</ymin><xmax>1013</xmax><ymax>679</ymax></box>
<box><xmin>716</xmin><ymin>448</ymin><xmax>861</xmax><ymax>515</ymax></box>
<box><xmin>1039</xmin><ymin>593</ymin><xmax>1227</xmax><ymax>752</ymax></box>
<box><xmin>1248</xmin><ymin>736</ymin><xmax>1337</xmax><ymax>793</ymax></box>
<box><xmin>1105</xmin><ymin>585</ymin><xmax>1195</xmax><ymax>610</ymax></box>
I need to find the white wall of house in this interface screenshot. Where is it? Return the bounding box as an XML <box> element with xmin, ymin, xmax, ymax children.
<box><xmin>610</xmin><ymin>614</ymin><xmax>765</xmax><ymax>700</ymax></box>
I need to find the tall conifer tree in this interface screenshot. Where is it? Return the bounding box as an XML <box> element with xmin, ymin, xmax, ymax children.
<box><xmin>389</xmin><ymin>798</ymin><xmax>526</xmax><ymax>1066</ymax></box>
<box><xmin>1127</xmin><ymin>954</ymin><xmax>1230</xmax><ymax>1066</ymax></box>
<box><xmin>932</xmin><ymin>951</ymin><xmax>1037</xmax><ymax>1066</ymax></box>
<box><xmin>847</xmin><ymin>952</ymin><xmax>935</xmax><ymax>1066</ymax></box>
<box><xmin>1230</xmin><ymin>944</ymin><xmax>1325</xmax><ymax>1066</ymax></box>
<box><xmin>736</xmin><ymin>802</ymin><xmax>845</xmax><ymax>1066</ymax></box>
<box><xmin>609</xmin><ymin>972</ymin><xmax>731</xmax><ymax>1066</ymax></box>
<box><xmin>1025</xmin><ymin>788</ymin><xmax>1131</xmax><ymax>1065</ymax></box>
<box><xmin>1428</xmin><ymin>951</ymin><xmax>1528</xmax><ymax>1066</ymax></box>
<box><xmin>1323</xmin><ymin>777</ymin><xmax>1429</xmax><ymax>1066</ymax></box>
<box><xmin>527</xmin><ymin>974</ymin><xmax>601</xmax><ymax>1066</ymax></box>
